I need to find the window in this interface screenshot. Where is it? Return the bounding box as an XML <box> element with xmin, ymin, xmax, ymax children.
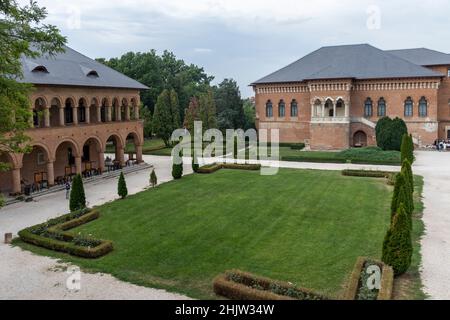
<box><xmin>290</xmin><ymin>99</ymin><xmax>298</xmax><ymax>117</ymax></box>
<box><xmin>33</xmin><ymin>110</ymin><xmax>39</xmax><ymax>127</ymax></box>
<box><xmin>377</xmin><ymin>98</ymin><xmax>386</xmax><ymax>117</ymax></box>
<box><xmin>65</xmin><ymin>100</ymin><xmax>73</xmax><ymax>124</ymax></box>
<box><xmin>448</xmin><ymin>68</ymin><xmax>450</xmax><ymax>77</ymax></box>
<box><xmin>404</xmin><ymin>97</ymin><xmax>413</xmax><ymax>117</ymax></box>
<box><xmin>419</xmin><ymin>97</ymin><xmax>428</xmax><ymax>117</ymax></box>
<box><xmin>364</xmin><ymin>98</ymin><xmax>373</xmax><ymax>117</ymax></box>
<box><xmin>278</xmin><ymin>100</ymin><xmax>285</xmax><ymax>117</ymax></box>
<box><xmin>265</xmin><ymin>100</ymin><xmax>273</xmax><ymax>117</ymax></box>
<box><xmin>32</xmin><ymin>65</ymin><xmax>49</xmax><ymax>73</ymax></box>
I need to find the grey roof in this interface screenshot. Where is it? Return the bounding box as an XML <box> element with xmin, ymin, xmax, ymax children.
<box><xmin>387</xmin><ymin>48</ymin><xmax>450</xmax><ymax>66</ymax></box>
<box><xmin>18</xmin><ymin>45</ymin><xmax>148</xmax><ymax>90</ymax></box>
<box><xmin>252</xmin><ymin>44</ymin><xmax>444</xmax><ymax>85</ymax></box>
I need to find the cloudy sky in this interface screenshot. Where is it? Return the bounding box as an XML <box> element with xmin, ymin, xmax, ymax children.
<box><xmin>24</xmin><ymin>0</ymin><xmax>450</xmax><ymax>97</ymax></box>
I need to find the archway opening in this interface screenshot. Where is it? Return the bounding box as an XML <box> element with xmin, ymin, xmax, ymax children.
<box><xmin>21</xmin><ymin>145</ymin><xmax>50</xmax><ymax>192</ymax></box>
<box><xmin>50</xmin><ymin>98</ymin><xmax>61</xmax><ymax>127</ymax></box>
<box><xmin>78</xmin><ymin>98</ymin><xmax>87</xmax><ymax>123</ymax></box>
<box><xmin>0</xmin><ymin>153</ymin><xmax>15</xmax><ymax>195</ymax></box>
<box><xmin>105</xmin><ymin>135</ymin><xmax>123</xmax><ymax>171</ymax></box>
<box><xmin>64</xmin><ymin>98</ymin><xmax>74</xmax><ymax>124</ymax></box>
<box><xmin>112</xmin><ymin>98</ymin><xmax>119</xmax><ymax>121</ymax></box>
<box><xmin>55</xmin><ymin>141</ymin><xmax>78</xmax><ymax>182</ymax></box>
<box><xmin>33</xmin><ymin>98</ymin><xmax>46</xmax><ymax>128</ymax></box>
<box><xmin>121</xmin><ymin>98</ymin><xmax>128</xmax><ymax>121</ymax></box>
<box><xmin>336</xmin><ymin>99</ymin><xmax>345</xmax><ymax>117</ymax></box>
<box><xmin>101</xmin><ymin>98</ymin><xmax>108</xmax><ymax>122</ymax></box>
<box><xmin>313</xmin><ymin>99</ymin><xmax>322</xmax><ymax>117</ymax></box>
<box><xmin>125</xmin><ymin>133</ymin><xmax>140</xmax><ymax>166</ymax></box>
<box><xmin>90</xmin><ymin>98</ymin><xmax>99</xmax><ymax>123</ymax></box>
<box><xmin>130</xmin><ymin>98</ymin><xmax>138</xmax><ymax>120</ymax></box>
<box><xmin>353</xmin><ymin>131</ymin><xmax>368</xmax><ymax>148</ymax></box>
<box><xmin>324</xmin><ymin>99</ymin><xmax>333</xmax><ymax>117</ymax></box>
<box><xmin>82</xmin><ymin>138</ymin><xmax>102</xmax><ymax>177</ymax></box>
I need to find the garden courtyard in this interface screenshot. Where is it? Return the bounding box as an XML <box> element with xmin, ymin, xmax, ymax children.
<box><xmin>14</xmin><ymin>165</ymin><xmax>422</xmax><ymax>299</ymax></box>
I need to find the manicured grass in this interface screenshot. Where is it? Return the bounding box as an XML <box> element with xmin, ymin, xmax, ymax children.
<box><xmin>17</xmin><ymin>168</ymin><xmax>394</xmax><ymax>299</ymax></box>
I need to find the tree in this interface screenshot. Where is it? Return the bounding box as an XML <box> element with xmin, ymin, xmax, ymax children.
<box><xmin>150</xmin><ymin>169</ymin><xmax>157</xmax><ymax>187</ymax></box>
<box><xmin>69</xmin><ymin>175</ymin><xmax>86</xmax><ymax>212</ymax></box>
<box><xmin>140</xmin><ymin>104</ymin><xmax>152</xmax><ymax>138</ymax></box>
<box><xmin>199</xmin><ymin>90</ymin><xmax>217</xmax><ymax>131</ymax></box>
<box><xmin>400</xmin><ymin>133</ymin><xmax>409</xmax><ymax>164</ymax></box>
<box><xmin>213</xmin><ymin>79</ymin><xmax>245</xmax><ymax>131</ymax></box>
<box><xmin>183</xmin><ymin>97</ymin><xmax>200</xmax><ymax>134</ymax></box>
<box><xmin>408</xmin><ymin>134</ymin><xmax>415</xmax><ymax>164</ymax></box>
<box><xmin>0</xmin><ymin>0</ymin><xmax>66</xmax><ymax>171</ymax></box>
<box><xmin>172</xmin><ymin>157</ymin><xmax>183</xmax><ymax>179</ymax></box>
<box><xmin>375</xmin><ymin>117</ymin><xmax>408</xmax><ymax>151</ymax></box>
<box><xmin>401</xmin><ymin>159</ymin><xmax>414</xmax><ymax>195</ymax></box>
<box><xmin>169</xmin><ymin>89</ymin><xmax>181</xmax><ymax>129</ymax></box>
<box><xmin>153</xmin><ymin>89</ymin><xmax>178</xmax><ymax>147</ymax></box>
<box><xmin>192</xmin><ymin>150</ymin><xmax>199</xmax><ymax>173</ymax></box>
<box><xmin>243</xmin><ymin>98</ymin><xmax>256</xmax><ymax>130</ymax></box>
<box><xmin>118</xmin><ymin>172</ymin><xmax>128</xmax><ymax>199</ymax></box>
<box><xmin>382</xmin><ymin>203</ymin><xmax>413</xmax><ymax>276</ymax></box>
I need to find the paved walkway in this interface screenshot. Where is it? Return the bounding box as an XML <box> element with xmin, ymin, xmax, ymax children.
<box><xmin>413</xmin><ymin>151</ymin><xmax>450</xmax><ymax>300</ymax></box>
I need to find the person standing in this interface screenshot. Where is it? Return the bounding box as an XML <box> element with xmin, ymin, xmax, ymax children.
<box><xmin>65</xmin><ymin>181</ymin><xmax>71</xmax><ymax>199</ymax></box>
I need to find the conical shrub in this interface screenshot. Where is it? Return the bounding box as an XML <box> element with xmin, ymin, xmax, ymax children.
<box><xmin>118</xmin><ymin>172</ymin><xmax>128</xmax><ymax>199</ymax></box>
<box><xmin>382</xmin><ymin>203</ymin><xmax>413</xmax><ymax>276</ymax></box>
<box><xmin>172</xmin><ymin>157</ymin><xmax>183</xmax><ymax>179</ymax></box>
<box><xmin>69</xmin><ymin>174</ymin><xmax>86</xmax><ymax>212</ymax></box>
<box><xmin>400</xmin><ymin>133</ymin><xmax>409</xmax><ymax>164</ymax></box>
<box><xmin>401</xmin><ymin>159</ymin><xmax>414</xmax><ymax>194</ymax></box>
<box><xmin>150</xmin><ymin>169</ymin><xmax>157</xmax><ymax>187</ymax></box>
<box><xmin>192</xmin><ymin>150</ymin><xmax>199</xmax><ymax>173</ymax></box>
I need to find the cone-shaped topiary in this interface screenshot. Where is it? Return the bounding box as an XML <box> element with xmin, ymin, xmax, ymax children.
<box><xmin>382</xmin><ymin>203</ymin><xmax>413</xmax><ymax>276</ymax></box>
<box><xmin>172</xmin><ymin>157</ymin><xmax>183</xmax><ymax>179</ymax></box>
<box><xmin>408</xmin><ymin>134</ymin><xmax>415</xmax><ymax>164</ymax></box>
<box><xmin>118</xmin><ymin>172</ymin><xmax>128</xmax><ymax>199</ymax></box>
<box><xmin>401</xmin><ymin>159</ymin><xmax>414</xmax><ymax>194</ymax></box>
<box><xmin>400</xmin><ymin>133</ymin><xmax>409</xmax><ymax>164</ymax></box>
<box><xmin>150</xmin><ymin>169</ymin><xmax>157</xmax><ymax>187</ymax></box>
<box><xmin>192</xmin><ymin>150</ymin><xmax>199</xmax><ymax>173</ymax></box>
<box><xmin>69</xmin><ymin>174</ymin><xmax>86</xmax><ymax>212</ymax></box>
<box><xmin>391</xmin><ymin>172</ymin><xmax>406</xmax><ymax>215</ymax></box>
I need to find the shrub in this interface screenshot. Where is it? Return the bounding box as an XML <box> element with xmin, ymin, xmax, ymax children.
<box><xmin>192</xmin><ymin>150</ymin><xmax>199</xmax><ymax>173</ymax></box>
<box><xmin>222</xmin><ymin>163</ymin><xmax>261</xmax><ymax>171</ymax></box>
<box><xmin>213</xmin><ymin>270</ymin><xmax>327</xmax><ymax>300</ymax></box>
<box><xmin>375</xmin><ymin>117</ymin><xmax>408</xmax><ymax>151</ymax></box>
<box><xmin>69</xmin><ymin>174</ymin><xmax>86</xmax><ymax>212</ymax></box>
<box><xmin>150</xmin><ymin>169</ymin><xmax>157</xmax><ymax>187</ymax></box>
<box><xmin>197</xmin><ymin>163</ymin><xmax>222</xmax><ymax>174</ymax></box>
<box><xmin>382</xmin><ymin>204</ymin><xmax>413</xmax><ymax>276</ymax></box>
<box><xmin>0</xmin><ymin>194</ymin><xmax>4</xmax><ymax>208</ymax></box>
<box><xmin>341</xmin><ymin>170</ymin><xmax>391</xmax><ymax>178</ymax></box>
<box><xmin>172</xmin><ymin>157</ymin><xmax>183</xmax><ymax>179</ymax></box>
<box><xmin>118</xmin><ymin>172</ymin><xmax>128</xmax><ymax>199</ymax></box>
<box><xmin>390</xmin><ymin>172</ymin><xmax>406</xmax><ymax>215</ymax></box>
<box><xmin>290</xmin><ymin>143</ymin><xmax>305</xmax><ymax>150</ymax></box>
<box><xmin>402</xmin><ymin>159</ymin><xmax>414</xmax><ymax>194</ymax></box>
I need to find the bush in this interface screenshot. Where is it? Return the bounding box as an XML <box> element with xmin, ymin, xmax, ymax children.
<box><xmin>18</xmin><ymin>209</ymin><xmax>113</xmax><ymax>258</ymax></box>
<box><xmin>118</xmin><ymin>172</ymin><xmax>128</xmax><ymax>199</ymax></box>
<box><xmin>401</xmin><ymin>159</ymin><xmax>414</xmax><ymax>194</ymax></box>
<box><xmin>197</xmin><ymin>163</ymin><xmax>222</xmax><ymax>174</ymax></box>
<box><xmin>172</xmin><ymin>157</ymin><xmax>183</xmax><ymax>179</ymax></box>
<box><xmin>0</xmin><ymin>194</ymin><xmax>4</xmax><ymax>208</ymax></box>
<box><xmin>197</xmin><ymin>163</ymin><xmax>262</xmax><ymax>174</ymax></box>
<box><xmin>213</xmin><ymin>270</ymin><xmax>327</xmax><ymax>300</ymax></box>
<box><xmin>382</xmin><ymin>204</ymin><xmax>413</xmax><ymax>276</ymax></box>
<box><xmin>341</xmin><ymin>170</ymin><xmax>391</xmax><ymax>178</ymax></box>
<box><xmin>150</xmin><ymin>169</ymin><xmax>157</xmax><ymax>187</ymax></box>
<box><xmin>290</xmin><ymin>143</ymin><xmax>305</xmax><ymax>150</ymax></box>
<box><xmin>375</xmin><ymin>117</ymin><xmax>408</xmax><ymax>151</ymax></box>
<box><xmin>192</xmin><ymin>150</ymin><xmax>199</xmax><ymax>173</ymax></box>
<box><xmin>69</xmin><ymin>174</ymin><xmax>86</xmax><ymax>212</ymax></box>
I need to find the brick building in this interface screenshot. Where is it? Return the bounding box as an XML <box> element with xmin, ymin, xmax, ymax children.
<box><xmin>252</xmin><ymin>44</ymin><xmax>450</xmax><ymax>150</ymax></box>
<box><xmin>0</xmin><ymin>46</ymin><xmax>147</xmax><ymax>195</ymax></box>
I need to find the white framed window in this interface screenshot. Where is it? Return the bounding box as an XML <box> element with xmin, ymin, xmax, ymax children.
<box><xmin>448</xmin><ymin>68</ymin><xmax>450</xmax><ymax>77</ymax></box>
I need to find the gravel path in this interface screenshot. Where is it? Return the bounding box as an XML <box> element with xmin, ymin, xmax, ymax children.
<box><xmin>413</xmin><ymin>151</ymin><xmax>450</xmax><ymax>300</ymax></box>
<box><xmin>0</xmin><ymin>154</ymin><xmax>404</xmax><ymax>300</ymax></box>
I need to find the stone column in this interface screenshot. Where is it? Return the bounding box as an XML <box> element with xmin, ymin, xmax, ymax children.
<box><xmin>97</xmin><ymin>105</ymin><xmax>102</xmax><ymax>123</ymax></box>
<box><xmin>117</xmin><ymin>105</ymin><xmax>122</xmax><ymax>121</ymax></box>
<box><xmin>12</xmin><ymin>167</ymin><xmax>21</xmax><ymax>194</ymax></box>
<box><xmin>98</xmin><ymin>152</ymin><xmax>105</xmax><ymax>174</ymax></box>
<box><xmin>46</xmin><ymin>160</ymin><xmax>55</xmax><ymax>186</ymax></box>
<box><xmin>44</xmin><ymin>107</ymin><xmax>50</xmax><ymax>127</ymax></box>
<box><xmin>333</xmin><ymin>102</ymin><xmax>337</xmax><ymax>118</ymax></box>
<box><xmin>136</xmin><ymin>145</ymin><xmax>143</xmax><ymax>163</ymax></box>
<box><xmin>345</xmin><ymin>101</ymin><xmax>350</xmax><ymax>117</ymax></box>
<box><xmin>107</xmin><ymin>106</ymin><xmax>112</xmax><ymax>122</ymax></box>
<box><xmin>59</xmin><ymin>106</ymin><xmax>65</xmax><ymax>126</ymax></box>
<box><xmin>75</xmin><ymin>156</ymin><xmax>82</xmax><ymax>174</ymax></box>
<box><xmin>125</xmin><ymin>105</ymin><xmax>130</xmax><ymax>121</ymax></box>
<box><xmin>321</xmin><ymin>103</ymin><xmax>325</xmax><ymax>118</ymax></box>
<box><xmin>118</xmin><ymin>147</ymin><xmax>125</xmax><ymax>167</ymax></box>
<box><xmin>135</xmin><ymin>106</ymin><xmax>140</xmax><ymax>120</ymax></box>
<box><xmin>73</xmin><ymin>106</ymin><xmax>78</xmax><ymax>125</ymax></box>
<box><xmin>85</xmin><ymin>106</ymin><xmax>90</xmax><ymax>124</ymax></box>
<box><xmin>311</xmin><ymin>103</ymin><xmax>315</xmax><ymax>118</ymax></box>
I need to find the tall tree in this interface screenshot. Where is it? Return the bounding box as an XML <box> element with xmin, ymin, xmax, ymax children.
<box><xmin>183</xmin><ymin>97</ymin><xmax>200</xmax><ymax>134</ymax></box>
<box><xmin>243</xmin><ymin>98</ymin><xmax>256</xmax><ymax>130</ymax></box>
<box><xmin>199</xmin><ymin>90</ymin><xmax>217</xmax><ymax>131</ymax></box>
<box><xmin>169</xmin><ymin>89</ymin><xmax>181</xmax><ymax>129</ymax></box>
<box><xmin>0</xmin><ymin>0</ymin><xmax>66</xmax><ymax>172</ymax></box>
<box><xmin>153</xmin><ymin>89</ymin><xmax>174</xmax><ymax>147</ymax></box>
<box><xmin>140</xmin><ymin>104</ymin><xmax>152</xmax><ymax>138</ymax></box>
<box><xmin>213</xmin><ymin>79</ymin><xmax>245</xmax><ymax>131</ymax></box>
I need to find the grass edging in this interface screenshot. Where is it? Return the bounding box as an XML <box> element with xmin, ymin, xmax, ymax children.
<box><xmin>18</xmin><ymin>209</ymin><xmax>113</xmax><ymax>258</ymax></box>
<box><xmin>213</xmin><ymin>270</ymin><xmax>327</xmax><ymax>300</ymax></box>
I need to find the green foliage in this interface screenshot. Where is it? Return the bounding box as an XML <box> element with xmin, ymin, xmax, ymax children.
<box><xmin>172</xmin><ymin>157</ymin><xmax>183</xmax><ymax>179</ymax></box>
<box><xmin>243</xmin><ymin>98</ymin><xmax>256</xmax><ymax>130</ymax></box>
<box><xmin>375</xmin><ymin>117</ymin><xmax>408</xmax><ymax>151</ymax></box>
<box><xmin>0</xmin><ymin>0</ymin><xmax>66</xmax><ymax>167</ymax></box>
<box><xmin>401</xmin><ymin>134</ymin><xmax>415</xmax><ymax>164</ymax></box>
<box><xmin>192</xmin><ymin>150</ymin><xmax>199</xmax><ymax>173</ymax></box>
<box><xmin>382</xmin><ymin>204</ymin><xmax>413</xmax><ymax>276</ymax></box>
<box><xmin>150</xmin><ymin>169</ymin><xmax>157</xmax><ymax>187</ymax></box>
<box><xmin>401</xmin><ymin>159</ymin><xmax>414</xmax><ymax>195</ymax></box>
<box><xmin>390</xmin><ymin>173</ymin><xmax>411</xmax><ymax>217</ymax></box>
<box><xmin>118</xmin><ymin>172</ymin><xmax>128</xmax><ymax>199</ymax></box>
<box><xmin>199</xmin><ymin>89</ymin><xmax>217</xmax><ymax>131</ymax></box>
<box><xmin>140</xmin><ymin>104</ymin><xmax>152</xmax><ymax>138</ymax></box>
<box><xmin>97</xmin><ymin>50</ymin><xmax>213</xmax><ymax>121</ymax></box>
<box><xmin>69</xmin><ymin>175</ymin><xmax>86</xmax><ymax>212</ymax></box>
<box><xmin>183</xmin><ymin>97</ymin><xmax>200</xmax><ymax>134</ymax></box>
<box><xmin>233</xmin><ymin>136</ymin><xmax>238</xmax><ymax>159</ymax></box>
<box><xmin>0</xmin><ymin>193</ymin><xmax>4</xmax><ymax>208</ymax></box>
<box><xmin>213</xmin><ymin>79</ymin><xmax>245</xmax><ymax>130</ymax></box>
<box><xmin>152</xmin><ymin>89</ymin><xmax>180</xmax><ymax>146</ymax></box>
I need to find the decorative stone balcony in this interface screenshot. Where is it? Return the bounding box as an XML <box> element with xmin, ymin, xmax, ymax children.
<box><xmin>310</xmin><ymin>116</ymin><xmax>350</xmax><ymax>124</ymax></box>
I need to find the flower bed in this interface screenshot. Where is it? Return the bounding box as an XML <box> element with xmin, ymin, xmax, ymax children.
<box><xmin>213</xmin><ymin>270</ymin><xmax>327</xmax><ymax>300</ymax></box>
<box><xmin>18</xmin><ymin>208</ymin><xmax>113</xmax><ymax>258</ymax></box>
<box><xmin>343</xmin><ymin>257</ymin><xmax>394</xmax><ymax>300</ymax></box>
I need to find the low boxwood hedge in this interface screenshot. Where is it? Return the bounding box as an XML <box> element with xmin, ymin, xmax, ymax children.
<box><xmin>197</xmin><ymin>163</ymin><xmax>262</xmax><ymax>174</ymax></box>
<box><xmin>213</xmin><ymin>270</ymin><xmax>327</xmax><ymax>300</ymax></box>
<box><xmin>341</xmin><ymin>170</ymin><xmax>393</xmax><ymax>178</ymax></box>
<box><xmin>343</xmin><ymin>257</ymin><xmax>394</xmax><ymax>300</ymax></box>
<box><xmin>197</xmin><ymin>163</ymin><xmax>223</xmax><ymax>174</ymax></box>
<box><xmin>18</xmin><ymin>208</ymin><xmax>113</xmax><ymax>258</ymax></box>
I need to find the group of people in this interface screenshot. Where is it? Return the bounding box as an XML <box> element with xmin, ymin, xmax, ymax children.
<box><xmin>435</xmin><ymin>139</ymin><xmax>450</xmax><ymax>151</ymax></box>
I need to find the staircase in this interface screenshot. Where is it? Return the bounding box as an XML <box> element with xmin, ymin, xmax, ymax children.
<box><xmin>351</xmin><ymin>117</ymin><xmax>376</xmax><ymax>129</ymax></box>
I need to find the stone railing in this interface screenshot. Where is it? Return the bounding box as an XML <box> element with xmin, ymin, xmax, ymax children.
<box><xmin>311</xmin><ymin>116</ymin><xmax>350</xmax><ymax>123</ymax></box>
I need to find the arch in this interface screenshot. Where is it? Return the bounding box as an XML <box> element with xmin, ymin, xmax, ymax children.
<box><xmin>101</xmin><ymin>97</ymin><xmax>111</xmax><ymax>107</ymax></box>
<box><xmin>112</xmin><ymin>97</ymin><xmax>120</xmax><ymax>121</ymax></box>
<box><xmin>81</xmin><ymin>136</ymin><xmax>104</xmax><ymax>176</ymax></box>
<box><xmin>0</xmin><ymin>152</ymin><xmax>18</xmax><ymax>194</ymax></box>
<box><xmin>125</xmin><ymin>131</ymin><xmax>143</xmax><ymax>146</ymax></box>
<box><xmin>90</xmin><ymin>97</ymin><xmax>99</xmax><ymax>107</ymax></box>
<box><xmin>419</xmin><ymin>96</ymin><xmax>428</xmax><ymax>117</ymax></box>
<box><xmin>32</xmin><ymin>65</ymin><xmax>49</xmax><ymax>73</ymax></box>
<box><xmin>335</xmin><ymin>98</ymin><xmax>345</xmax><ymax>117</ymax></box>
<box><xmin>265</xmin><ymin>100</ymin><xmax>273</xmax><ymax>118</ymax></box>
<box><xmin>313</xmin><ymin>98</ymin><xmax>322</xmax><ymax>117</ymax></box>
<box><xmin>290</xmin><ymin>99</ymin><xmax>298</xmax><ymax>117</ymax></box>
<box><xmin>82</xmin><ymin>135</ymin><xmax>104</xmax><ymax>153</ymax></box>
<box><xmin>21</xmin><ymin>144</ymin><xmax>51</xmax><ymax>188</ymax></box>
<box><xmin>364</xmin><ymin>97</ymin><xmax>373</xmax><ymax>117</ymax></box>
<box><xmin>33</xmin><ymin>97</ymin><xmax>47</xmax><ymax>128</ymax></box>
<box><xmin>64</xmin><ymin>97</ymin><xmax>75</xmax><ymax>124</ymax></box>
<box><xmin>377</xmin><ymin>97</ymin><xmax>386</xmax><ymax>117</ymax></box>
<box><xmin>105</xmin><ymin>134</ymin><xmax>125</xmax><ymax>169</ymax></box>
<box><xmin>324</xmin><ymin>98</ymin><xmax>334</xmax><ymax>117</ymax></box>
<box><xmin>404</xmin><ymin>97</ymin><xmax>413</xmax><ymax>117</ymax></box>
<box><xmin>54</xmin><ymin>138</ymin><xmax>81</xmax><ymax>158</ymax></box>
<box><xmin>54</xmin><ymin>139</ymin><xmax>81</xmax><ymax>178</ymax></box>
<box><xmin>87</xmin><ymin>70</ymin><xmax>99</xmax><ymax>77</ymax></box>
<box><xmin>121</xmin><ymin>97</ymin><xmax>129</xmax><ymax>107</ymax></box>
<box><xmin>105</xmin><ymin>134</ymin><xmax>124</xmax><ymax>151</ymax></box>
<box><xmin>278</xmin><ymin>99</ymin><xmax>285</xmax><ymax>117</ymax></box>
<box><xmin>353</xmin><ymin>131</ymin><xmax>368</xmax><ymax>147</ymax></box>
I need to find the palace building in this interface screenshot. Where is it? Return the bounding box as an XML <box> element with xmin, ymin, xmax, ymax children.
<box><xmin>0</xmin><ymin>46</ymin><xmax>148</xmax><ymax>196</ymax></box>
<box><xmin>252</xmin><ymin>44</ymin><xmax>450</xmax><ymax>150</ymax></box>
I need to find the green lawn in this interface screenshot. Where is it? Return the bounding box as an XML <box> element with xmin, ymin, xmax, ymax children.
<box><xmin>17</xmin><ymin>168</ymin><xmax>396</xmax><ymax>299</ymax></box>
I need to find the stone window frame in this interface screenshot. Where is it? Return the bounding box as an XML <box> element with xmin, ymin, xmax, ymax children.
<box><xmin>364</xmin><ymin>97</ymin><xmax>373</xmax><ymax>118</ymax></box>
<box><xmin>418</xmin><ymin>96</ymin><xmax>428</xmax><ymax>117</ymax></box>
<box><xmin>404</xmin><ymin>97</ymin><xmax>413</xmax><ymax>117</ymax></box>
<box><xmin>290</xmin><ymin>99</ymin><xmax>298</xmax><ymax>117</ymax></box>
<box><xmin>278</xmin><ymin>99</ymin><xmax>286</xmax><ymax>118</ymax></box>
<box><xmin>265</xmin><ymin>100</ymin><xmax>273</xmax><ymax>118</ymax></box>
<box><xmin>377</xmin><ymin>97</ymin><xmax>386</xmax><ymax>117</ymax></box>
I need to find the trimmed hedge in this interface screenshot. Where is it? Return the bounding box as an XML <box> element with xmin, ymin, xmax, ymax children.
<box><xmin>197</xmin><ymin>163</ymin><xmax>262</xmax><ymax>174</ymax></box>
<box><xmin>18</xmin><ymin>209</ymin><xmax>113</xmax><ymax>258</ymax></box>
<box><xmin>343</xmin><ymin>257</ymin><xmax>394</xmax><ymax>300</ymax></box>
<box><xmin>341</xmin><ymin>170</ymin><xmax>393</xmax><ymax>179</ymax></box>
<box><xmin>213</xmin><ymin>270</ymin><xmax>327</xmax><ymax>300</ymax></box>
<box><xmin>281</xmin><ymin>156</ymin><xmax>347</xmax><ymax>164</ymax></box>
